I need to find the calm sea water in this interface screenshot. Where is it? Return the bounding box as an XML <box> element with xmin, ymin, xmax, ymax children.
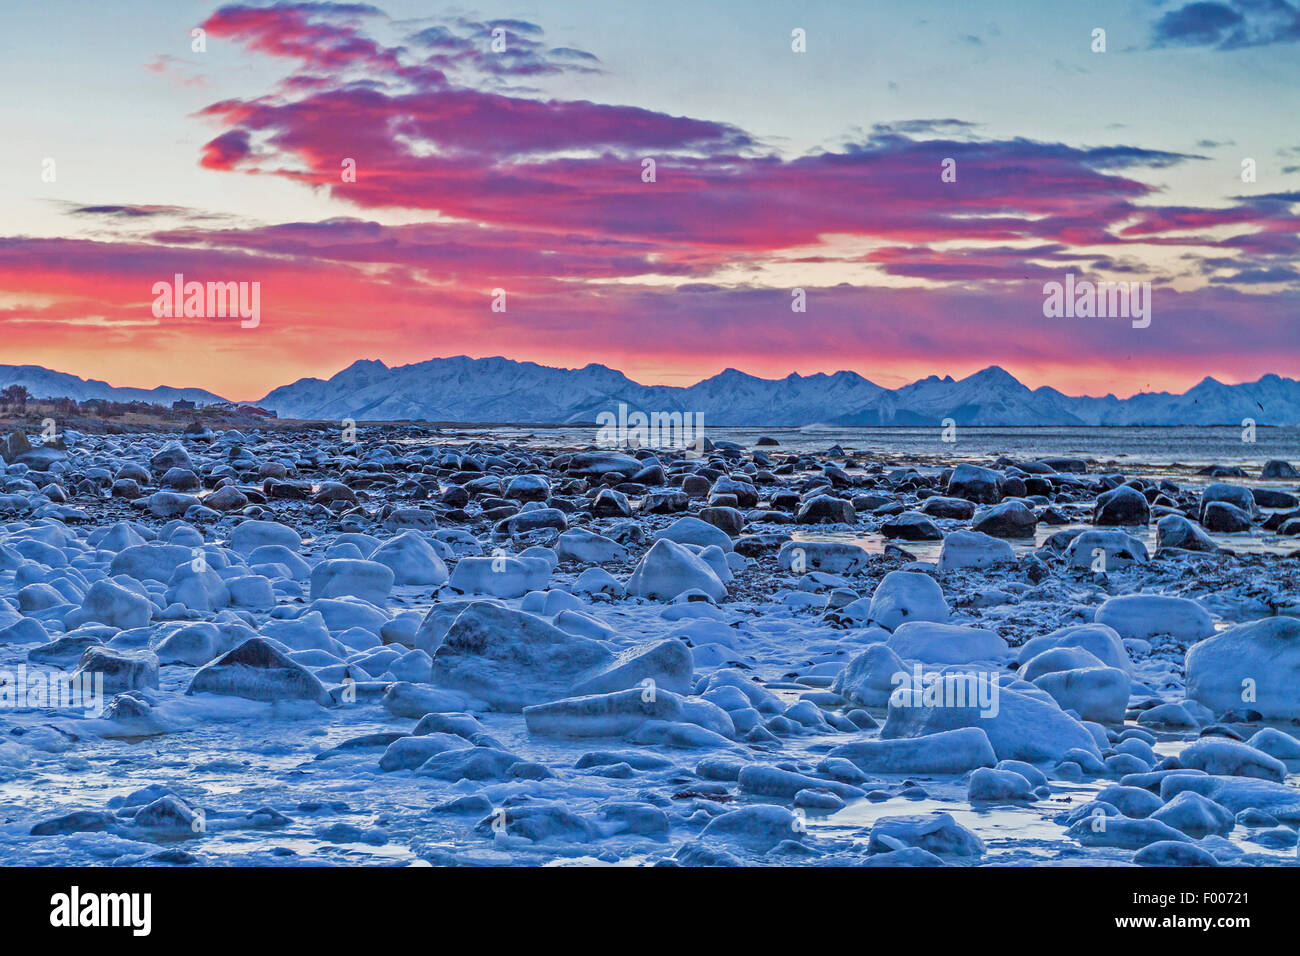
<box><xmin>436</xmin><ymin>424</ymin><xmax>1300</xmax><ymax>469</ymax></box>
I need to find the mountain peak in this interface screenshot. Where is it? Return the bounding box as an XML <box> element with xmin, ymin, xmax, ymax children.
<box><xmin>965</xmin><ymin>365</ymin><xmax>1021</xmax><ymax>388</ymax></box>
<box><xmin>341</xmin><ymin>358</ymin><xmax>389</xmax><ymax>374</ymax></box>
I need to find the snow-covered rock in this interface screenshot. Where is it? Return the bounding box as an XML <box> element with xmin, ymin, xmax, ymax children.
<box><xmin>448</xmin><ymin>556</ymin><xmax>549</xmax><ymax>598</ymax></box>
<box><xmin>626</xmin><ymin>539</ymin><xmax>726</xmax><ymax>602</ymax></box>
<box><xmin>369</xmin><ymin>532</ymin><xmax>449</xmax><ymax>586</ymax></box>
<box><xmin>1187</xmin><ymin>617</ymin><xmax>1300</xmax><ymax>719</ymax></box>
<box><xmin>1031</xmin><ymin>666</ymin><xmax>1130</xmax><ymax>724</ymax></box>
<box><xmin>655</xmin><ymin>516</ymin><xmax>734</xmax><ymax>553</ymax></box>
<box><xmin>827</xmin><ymin>727</ymin><xmax>997</xmax><ymax>774</ymax></box>
<box><xmin>309</xmin><ymin>559</ymin><xmax>395</xmax><ymax>605</ymax></box>
<box><xmin>937</xmin><ymin>530</ymin><xmax>1014</xmax><ymax>571</ymax></box>
<box><xmin>1017</xmin><ymin>623</ymin><xmax>1133</xmax><ymax>674</ymax></box>
<box><xmin>428</xmin><ymin>602</ymin><xmax>613</xmax><ymax>711</ymax></box>
<box><xmin>886</xmin><ymin>622</ymin><xmax>1009</xmax><ymax>664</ymax></box>
<box><xmin>1063</xmin><ymin>530</ymin><xmax>1149</xmax><ymax>569</ymax></box>
<box><xmin>776</xmin><ymin>540</ymin><xmax>870</xmax><ymax>575</ymax></box>
<box><xmin>881</xmin><ymin>679</ymin><xmax>1101</xmax><ymax>764</ymax></box>
<box><xmin>867</xmin><ymin>571</ymin><xmax>949</xmax><ymax>631</ymax></box>
<box><xmin>1095</xmin><ymin>594</ymin><xmax>1214</xmax><ymax>644</ymax></box>
<box><xmin>186</xmin><ymin>637</ymin><xmax>331</xmax><ymax>705</ymax></box>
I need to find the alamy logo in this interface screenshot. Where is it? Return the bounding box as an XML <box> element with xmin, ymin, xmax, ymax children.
<box><xmin>0</xmin><ymin>665</ymin><xmax>103</xmax><ymax>716</ymax></box>
<box><xmin>151</xmin><ymin>273</ymin><xmax>260</xmax><ymax>328</ymax></box>
<box><xmin>889</xmin><ymin>666</ymin><xmax>1000</xmax><ymax>718</ymax></box>
<box><xmin>1042</xmin><ymin>273</ymin><xmax>1151</xmax><ymax>329</ymax></box>
<box><xmin>50</xmin><ymin>886</ymin><xmax>151</xmax><ymax>936</ymax></box>
<box><xmin>596</xmin><ymin>402</ymin><xmax>704</xmax><ymax>451</ymax></box>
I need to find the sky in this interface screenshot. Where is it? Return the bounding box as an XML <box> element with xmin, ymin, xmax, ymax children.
<box><xmin>1</xmin><ymin>0</ymin><xmax>1298</xmax><ymax>401</ymax></box>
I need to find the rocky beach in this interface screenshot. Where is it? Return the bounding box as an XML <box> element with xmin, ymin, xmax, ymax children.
<box><xmin>1</xmin><ymin>422</ymin><xmax>1298</xmax><ymax>867</ymax></box>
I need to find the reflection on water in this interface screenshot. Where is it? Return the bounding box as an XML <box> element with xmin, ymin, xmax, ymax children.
<box><xmin>403</xmin><ymin>424</ymin><xmax>1300</xmax><ymax>469</ymax></box>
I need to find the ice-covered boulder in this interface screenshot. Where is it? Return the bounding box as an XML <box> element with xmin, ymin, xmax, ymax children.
<box><xmin>428</xmin><ymin>602</ymin><xmax>613</xmax><ymax>711</ymax></box>
<box><xmin>887</xmin><ymin>622</ymin><xmax>1008</xmax><ymax>664</ymax></box>
<box><xmin>1063</xmin><ymin>530</ymin><xmax>1149</xmax><ymax>569</ymax></box>
<box><xmin>1020</xmin><ymin>645</ymin><xmax>1106</xmax><ymax>682</ymax></box>
<box><xmin>1149</xmin><ymin>791</ymin><xmax>1234</xmax><ymax>838</ymax></box>
<box><xmin>448</xmin><ymin>556</ymin><xmax>549</xmax><ymax>598</ymax></box>
<box><xmin>830</xmin><ymin>641</ymin><xmax>906</xmax><ymax>707</ymax></box>
<box><xmin>229</xmin><ymin>519</ymin><xmax>302</xmax><ymax>555</ymax></box>
<box><xmin>186</xmin><ymin>637</ymin><xmax>331</xmax><ymax>705</ymax></box>
<box><xmin>108</xmin><ymin>543</ymin><xmax>193</xmax><ymax>583</ymax></box>
<box><xmin>1017</xmin><ymin>623</ymin><xmax>1133</xmax><ymax>674</ymax></box>
<box><xmin>369</xmin><ymin>532</ymin><xmax>449</xmax><ymax>586</ymax></box>
<box><xmin>1066</xmin><ymin>816</ymin><xmax>1189</xmax><ymax>849</ymax></box>
<box><xmin>655</xmin><ymin>516</ymin><xmax>734</xmax><ymax>553</ymax></box>
<box><xmin>309</xmin><ymin>559</ymin><xmax>395</xmax><ymax>605</ymax></box>
<box><xmin>164</xmin><ymin>564</ymin><xmax>231</xmax><ymax>612</ymax></box>
<box><xmin>1031</xmin><ymin>666</ymin><xmax>1130</xmax><ymax>724</ymax></box>
<box><xmin>554</xmin><ymin>529</ymin><xmax>628</xmax><ymax>564</ymax></box>
<box><xmin>65</xmin><ymin>579</ymin><xmax>151</xmax><ymax>630</ymax></box>
<box><xmin>1178</xmin><ymin>739</ymin><xmax>1285</xmax><ymax>782</ymax></box>
<box><xmin>410</xmin><ymin>602</ymin><xmax>473</xmax><ymax>655</ymax></box>
<box><xmin>73</xmin><ymin>646</ymin><xmax>159</xmax><ymax>693</ymax></box>
<box><xmin>523</xmin><ymin>687</ymin><xmax>683</xmax><ymax>737</ymax></box>
<box><xmin>417</xmin><ymin>747</ymin><xmax>523</xmax><ymax>782</ymax></box>
<box><xmin>1187</xmin><ymin>617</ymin><xmax>1300</xmax><ymax>719</ymax></box>
<box><xmin>226</xmin><ymin>574</ymin><xmax>275</xmax><ymax>610</ymax></box>
<box><xmin>867</xmin><ymin>571</ymin><xmax>949</xmax><ymax>631</ymax></box>
<box><xmin>1160</xmin><ymin>773</ymin><xmax>1300</xmax><ymax>822</ymax></box>
<box><xmin>380</xmin><ymin>682</ymin><xmax>477</xmax><ymax>718</ymax></box>
<box><xmin>568</xmin><ymin>639</ymin><xmax>693</xmax><ymax>697</ymax></box>
<box><xmin>827</xmin><ymin>727</ymin><xmax>997</xmax><ymax>774</ymax></box>
<box><xmin>698</xmin><ymin>805</ymin><xmax>807</xmax><ymax>854</ymax></box>
<box><xmin>626</xmin><ymin>539</ymin><xmax>726</xmax><ymax>602</ymax></box>
<box><xmin>936</xmin><ymin>530</ymin><xmax>1014</xmax><ymax>572</ymax></box>
<box><xmin>881</xmin><ymin>679</ymin><xmax>1101</xmax><ymax>764</ymax></box>
<box><xmin>1155</xmin><ymin>514</ymin><xmax>1219</xmax><ymax>553</ymax></box>
<box><xmin>247</xmin><ymin>545</ymin><xmax>311</xmax><ymax>579</ymax></box>
<box><xmin>1246</xmin><ymin>727</ymin><xmax>1300</xmax><ymax>760</ymax></box>
<box><xmin>968</xmin><ymin>767</ymin><xmax>1034</xmax><ymax>802</ymax></box>
<box><xmin>378</xmin><ymin>734</ymin><xmax>465</xmax><ymax>771</ymax></box>
<box><xmin>867</xmin><ymin>812</ymin><xmax>985</xmax><ymax>857</ymax></box>
<box><xmin>776</xmin><ymin>540</ymin><xmax>870</xmax><ymax>575</ymax></box>
<box><xmin>573</xmin><ymin>567</ymin><xmax>625</xmax><ymax>599</ymax></box>
<box><xmin>155</xmin><ymin>622</ymin><xmax>227</xmax><ymax>665</ymax></box>
<box><xmin>1095</xmin><ymin>594</ymin><xmax>1214</xmax><ymax>644</ymax></box>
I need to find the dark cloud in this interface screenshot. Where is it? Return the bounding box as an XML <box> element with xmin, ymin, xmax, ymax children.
<box><xmin>1152</xmin><ymin>0</ymin><xmax>1300</xmax><ymax>49</ymax></box>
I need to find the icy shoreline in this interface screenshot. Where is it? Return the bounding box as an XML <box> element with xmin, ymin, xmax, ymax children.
<box><xmin>1</xmin><ymin>424</ymin><xmax>1298</xmax><ymax>867</ymax></box>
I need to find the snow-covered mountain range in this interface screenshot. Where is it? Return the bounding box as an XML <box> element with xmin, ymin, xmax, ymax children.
<box><xmin>0</xmin><ymin>365</ymin><xmax>224</xmax><ymax>407</ymax></box>
<box><xmin>256</xmin><ymin>357</ymin><xmax>1300</xmax><ymax>426</ymax></box>
<box><xmin>4</xmin><ymin>357</ymin><xmax>1298</xmax><ymax>426</ymax></box>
